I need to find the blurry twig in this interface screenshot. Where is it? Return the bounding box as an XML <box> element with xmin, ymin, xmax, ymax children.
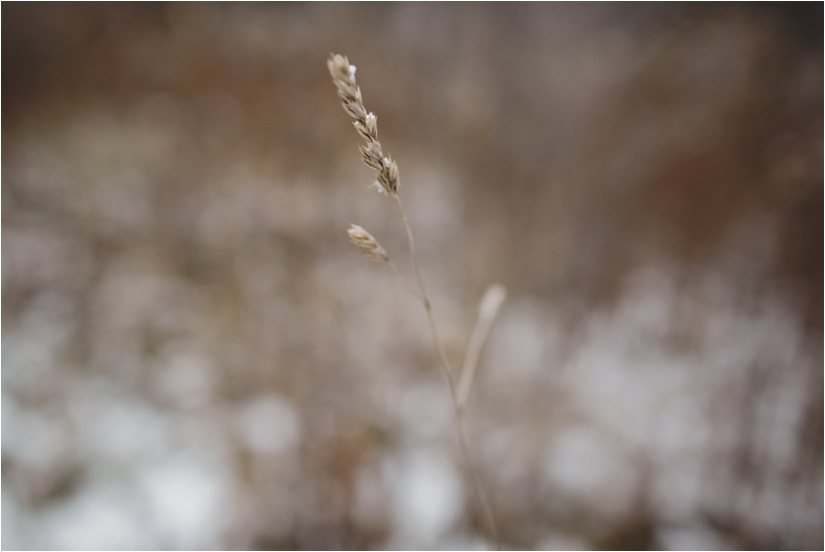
<box><xmin>458</xmin><ymin>284</ymin><xmax>508</xmax><ymax>410</ymax></box>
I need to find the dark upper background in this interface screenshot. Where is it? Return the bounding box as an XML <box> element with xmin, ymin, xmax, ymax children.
<box><xmin>3</xmin><ymin>3</ymin><xmax>822</xmax><ymax>550</ymax></box>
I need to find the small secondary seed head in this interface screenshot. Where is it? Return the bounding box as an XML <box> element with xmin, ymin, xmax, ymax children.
<box><xmin>347</xmin><ymin>224</ymin><xmax>389</xmax><ymax>262</ymax></box>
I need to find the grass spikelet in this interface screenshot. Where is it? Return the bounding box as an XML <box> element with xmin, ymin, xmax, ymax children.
<box><xmin>347</xmin><ymin>224</ymin><xmax>389</xmax><ymax>262</ymax></box>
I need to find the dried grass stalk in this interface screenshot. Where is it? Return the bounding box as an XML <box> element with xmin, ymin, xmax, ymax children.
<box><xmin>328</xmin><ymin>53</ymin><xmax>503</xmax><ymax>548</ymax></box>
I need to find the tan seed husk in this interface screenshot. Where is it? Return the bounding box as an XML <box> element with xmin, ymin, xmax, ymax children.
<box><xmin>347</xmin><ymin>224</ymin><xmax>389</xmax><ymax>262</ymax></box>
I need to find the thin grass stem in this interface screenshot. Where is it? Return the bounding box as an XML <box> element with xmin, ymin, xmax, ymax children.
<box><xmin>456</xmin><ymin>410</ymin><xmax>500</xmax><ymax>547</ymax></box>
<box><xmin>392</xmin><ymin>193</ymin><xmax>458</xmax><ymax>397</ymax></box>
<box><xmin>392</xmin><ymin>192</ymin><xmax>500</xmax><ymax>549</ymax></box>
<box><xmin>387</xmin><ymin>259</ymin><xmax>423</xmax><ymax>301</ymax></box>
<box><xmin>457</xmin><ymin>284</ymin><xmax>508</xmax><ymax>409</ymax></box>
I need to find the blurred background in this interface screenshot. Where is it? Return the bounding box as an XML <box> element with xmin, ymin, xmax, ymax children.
<box><xmin>2</xmin><ymin>3</ymin><xmax>822</xmax><ymax>550</ymax></box>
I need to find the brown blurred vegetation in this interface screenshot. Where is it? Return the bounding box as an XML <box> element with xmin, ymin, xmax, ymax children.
<box><xmin>2</xmin><ymin>3</ymin><xmax>822</xmax><ymax>550</ymax></box>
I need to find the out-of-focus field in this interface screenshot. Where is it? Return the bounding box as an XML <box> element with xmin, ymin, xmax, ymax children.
<box><xmin>2</xmin><ymin>4</ymin><xmax>822</xmax><ymax>550</ymax></box>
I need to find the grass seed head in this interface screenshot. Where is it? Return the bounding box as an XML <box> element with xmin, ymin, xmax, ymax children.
<box><xmin>328</xmin><ymin>53</ymin><xmax>399</xmax><ymax>197</ymax></box>
<box><xmin>359</xmin><ymin>141</ymin><xmax>385</xmax><ymax>172</ymax></box>
<box><xmin>347</xmin><ymin>224</ymin><xmax>389</xmax><ymax>262</ymax></box>
<box><xmin>377</xmin><ymin>156</ymin><xmax>399</xmax><ymax>194</ymax></box>
<box><xmin>354</xmin><ymin>113</ymin><xmax>378</xmax><ymax>142</ymax></box>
